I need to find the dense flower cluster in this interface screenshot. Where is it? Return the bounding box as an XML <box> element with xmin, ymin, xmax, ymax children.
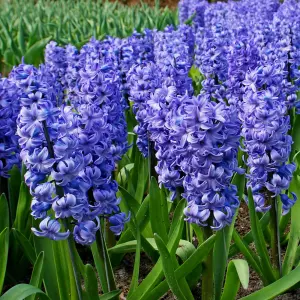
<box><xmin>127</xmin><ymin>63</ymin><xmax>162</xmax><ymax>156</ymax></box>
<box><xmin>154</xmin><ymin>25</ymin><xmax>194</xmax><ymax>96</ymax></box>
<box><xmin>128</xmin><ymin>25</ymin><xmax>194</xmax><ymax>157</ymax></box>
<box><xmin>0</xmin><ymin>77</ymin><xmax>20</xmax><ymax>177</ymax></box>
<box><xmin>108</xmin><ymin>30</ymin><xmax>155</xmax><ymax>108</ymax></box>
<box><xmin>240</xmin><ymin>65</ymin><xmax>296</xmax><ymax>213</ymax></box>
<box><xmin>178</xmin><ymin>0</ymin><xmax>206</xmax><ymax>27</ymax></box>
<box><xmin>10</xmin><ymin>36</ymin><xmax>129</xmax><ymax>244</ymax></box>
<box><xmin>168</xmin><ymin>95</ymin><xmax>241</xmax><ymax>229</ymax></box>
<box><xmin>45</xmin><ymin>41</ymin><xmax>68</xmax><ymax>105</ymax></box>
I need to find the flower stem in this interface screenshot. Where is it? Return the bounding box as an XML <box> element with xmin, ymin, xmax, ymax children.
<box><xmin>270</xmin><ymin>196</ymin><xmax>282</xmax><ymax>277</ymax></box>
<box><xmin>63</xmin><ymin>219</ymin><xmax>83</xmax><ymax>300</ymax></box>
<box><xmin>202</xmin><ymin>223</ymin><xmax>214</xmax><ymax>300</ymax></box>
<box><xmin>100</xmin><ymin>218</ymin><xmax>111</xmax><ymax>292</ymax></box>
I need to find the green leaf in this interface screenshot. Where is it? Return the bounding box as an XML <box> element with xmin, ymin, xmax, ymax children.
<box><xmin>99</xmin><ymin>290</ymin><xmax>121</xmax><ymax>300</ymax></box>
<box><xmin>33</xmin><ymin>233</ymin><xmax>60</xmax><ymax>300</ymax></box>
<box><xmin>27</xmin><ymin>252</ymin><xmax>45</xmax><ymax>300</ymax></box>
<box><xmin>0</xmin><ymin>228</ymin><xmax>9</xmax><ymax>295</ymax></box>
<box><xmin>247</xmin><ymin>188</ymin><xmax>276</xmax><ymax>284</ymax></box>
<box><xmin>13</xmin><ymin>182</ymin><xmax>31</xmax><ymax>237</ymax></box>
<box><xmin>229</xmin><ymin>212</ymin><xmax>270</xmax><ymax>258</ymax></box>
<box><xmin>12</xmin><ymin>229</ymin><xmax>36</xmax><ymax>265</ymax></box>
<box><xmin>118</xmin><ymin>186</ymin><xmax>139</xmax><ymax>215</ymax></box>
<box><xmin>144</xmin><ymin>235</ymin><xmax>216</xmax><ymax>300</ymax></box>
<box><xmin>0</xmin><ymin>284</ymin><xmax>50</xmax><ymax>300</ymax></box>
<box><xmin>91</xmin><ymin>229</ymin><xmax>116</xmax><ymax>294</ymax></box>
<box><xmin>117</xmin><ymin>163</ymin><xmax>134</xmax><ymax>186</ymax></box>
<box><xmin>214</xmin><ymin>228</ymin><xmax>230</xmax><ymax>300</ymax></box>
<box><xmin>221</xmin><ymin>259</ymin><xmax>249</xmax><ymax>300</ymax></box>
<box><xmin>52</xmin><ymin>239</ymin><xmax>78</xmax><ymax>300</ymax></box>
<box><xmin>0</xmin><ymin>194</ymin><xmax>9</xmax><ymax>232</ymax></box>
<box><xmin>154</xmin><ymin>234</ymin><xmax>187</xmax><ymax>300</ymax></box>
<box><xmin>3</xmin><ymin>49</ymin><xmax>17</xmax><ymax>67</ymax></box>
<box><xmin>110</xmin><ymin>195</ymin><xmax>153</xmax><ymax>267</ymax></box>
<box><xmin>214</xmin><ymin>168</ymin><xmax>244</xmax><ymax>300</ymax></box>
<box><xmin>241</xmin><ymin>264</ymin><xmax>300</xmax><ymax>300</ymax></box>
<box><xmin>18</xmin><ymin>17</ymin><xmax>26</xmax><ymax>55</ymax></box>
<box><xmin>149</xmin><ymin>177</ymin><xmax>168</xmax><ymax>243</ymax></box>
<box><xmin>168</xmin><ymin>199</ymin><xmax>186</xmax><ymax>237</ymax></box>
<box><xmin>282</xmin><ymin>175</ymin><xmax>300</xmax><ymax>275</ymax></box>
<box><xmin>119</xmin><ymin>191</ymin><xmax>158</xmax><ymax>263</ymax></box>
<box><xmin>24</xmin><ymin>37</ymin><xmax>52</xmax><ymax>66</ymax></box>
<box><xmin>134</xmin><ymin>156</ymin><xmax>148</xmax><ymax>203</ymax></box>
<box><xmin>128</xmin><ymin>214</ymin><xmax>141</xmax><ymax>297</ymax></box>
<box><xmin>232</xmin><ymin>230</ymin><xmax>263</xmax><ymax>280</ymax></box>
<box><xmin>127</xmin><ymin>205</ymin><xmax>184</xmax><ymax>300</ymax></box>
<box><xmin>8</xmin><ymin>166</ymin><xmax>21</xmax><ymax>224</ymax></box>
<box><xmin>84</xmin><ymin>264</ymin><xmax>99</xmax><ymax>300</ymax></box>
<box><xmin>109</xmin><ymin>238</ymin><xmax>195</xmax><ymax>262</ymax></box>
<box><xmin>291</xmin><ymin>114</ymin><xmax>300</xmax><ymax>157</ymax></box>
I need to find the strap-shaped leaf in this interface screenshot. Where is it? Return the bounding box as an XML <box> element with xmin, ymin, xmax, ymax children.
<box><xmin>127</xmin><ymin>214</ymin><xmax>141</xmax><ymax>297</ymax></box>
<box><xmin>12</xmin><ymin>229</ymin><xmax>36</xmax><ymax>265</ymax></box>
<box><xmin>149</xmin><ymin>177</ymin><xmax>168</xmax><ymax>243</ymax></box>
<box><xmin>24</xmin><ymin>37</ymin><xmax>52</xmax><ymax>66</ymax></box>
<box><xmin>13</xmin><ymin>182</ymin><xmax>31</xmax><ymax>237</ymax></box>
<box><xmin>119</xmin><ymin>190</ymin><xmax>158</xmax><ymax>263</ymax></box>
<box><xmin>109</xmin><ymin>238</ymin><xmax>195</xmax><ymax>262</ymax></box>
<box><xmin>214</xmin><ymin>170</ymin><xmax>245</xmax><ymax>300</ymax></box>
<box><xmin>247</xmin><ymin>188</ymin><xmax>276</xmax><ymax>283</ymax></box>
<box><xmin>0</xmin><ymin>284</ymin><xmax>50</xmax><ymax>300</ymax></box>
<box><xmin>0</xmin><ymin>194</ymin><xmax>9</xmax><ymax>232</ymax></box>
<box><xmin>0</xmin><ymin>228</ymin><xmax>9</xmax><ymax>295</ymax></box>
<box><xmin>241</xmin><ymin>264</ymin><xmax>300</xmax><ymax>300</ymax></box>
<box><xmin>282</xmin><ymin>175</ymin><xmax>300</xmax><ymax>275</ymax></box>
<box><xmin>33</xmin><ymin>229</ymin><xmax>60</xmax><ymax>300</ymax></box>
<box><xmin>27</xmin><ymin>252</ymin><xmax>45</xmax><ymax>300</ymax></box>
<box><xmin>127</xmin><ymin>204</ymin><xmax>184</xmax><ymax>300</ymax></box>
<box><xmin>229</xmin><ymin>212</ymin><xmax>270</xmax><ymax>258</ymax></box>
<box><xmin>84</xmin><ymin>264</ymin><xmax>99</xmax><ymax>300</ymax></box>
<box><xmin>154</xmin><ymin>234</ymin><xmax>187</xmax><ymax>300</ymax></box>
<box><xmin>99</xmin><ymin>290</ymin><xmax>121</xmax><ymax>300</ymax></box>
<box><xmin>134</xmin><ymin>155</ymin><xmax>148</xmax><ymax>204</ymax></box>
<box><xmin>52</xmin><ymin>239</ymin><xmax>78</xmax><ymax>299</ymax></box>
<box><xmin>118</xmin><ymin>186</ymin><xmax>140</xmax><ymax>215</ymax></box>
<box><xmin>169</xmin><ymin>199</ymin><xmax>186</xmax><ymax>237</ymax></box>
<box><xmin>232</xmin><ymin>230</ymin><xmax>264</xmax><ymax>281</ymax></box>
<box><xmin>91</xmin><ymin>225</ymin><xmax>116</xmax><ymax>295</ymax></box>
<box><xmin>144</xmin><ymin>235</ymin><xmax>216</xmax><ymax>300</ymax></box>
<box><xmin>117</xmin><ymin>163</ymin><xmax>134</xmax><ymax>186</ymax></box>
<box><xmin>8</xmin><ymin>166</ymin><xmax>21</xmax><ymax>224</ymax></box>
<box><xmin>221</xmin><ymin>259</ymin><xmax>249</xmax><ymax>300</ymax></box>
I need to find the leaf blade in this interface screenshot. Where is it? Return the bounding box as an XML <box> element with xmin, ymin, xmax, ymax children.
<box><xmin>0</xmin><ymin>228</ymin><xmax>9</xmax><ymax>295</ymax></box>
<box><xmin>154</xmin><ymin>234</ymin><xmax>187</xmax><ymax>300</ymax></box>
<box><xmin>221</xmin><ymin>259</ymin><xmax>249</xmax><ymax>300</ymax></box>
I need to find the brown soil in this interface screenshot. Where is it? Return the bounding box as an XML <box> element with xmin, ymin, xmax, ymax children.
<box><xmin>112</xmin><ymin>0</ymin><xmax>178</xmax><ymax>9</ymax></box>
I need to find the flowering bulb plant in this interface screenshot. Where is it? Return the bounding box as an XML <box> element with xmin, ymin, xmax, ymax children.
<box><xmin>2</xmin><ymin>0</ymin><xmax>300</xmax><ymax>300</ymax></box>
